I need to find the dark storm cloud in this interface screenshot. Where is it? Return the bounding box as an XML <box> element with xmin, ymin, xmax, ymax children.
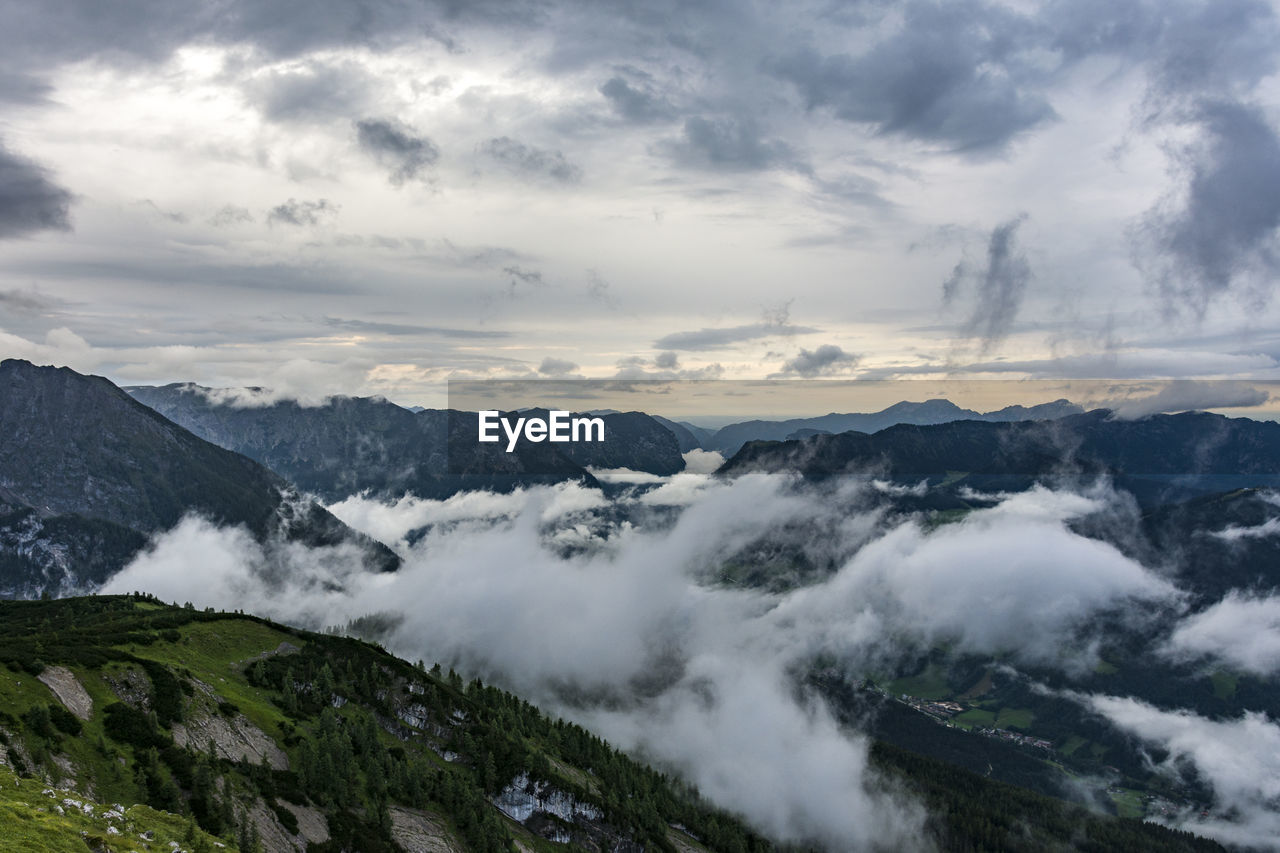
<box><xmin>0</xmin><ymin>70</ymin><xmax>52</xmax><ymax>105</ymax></box>
<box><xmin>1044</xmin><ymin>0</ymin><xmax>1280</xmax><ymax>314</ymax></box>
<box><xmin>1136</xmin><ymin>0</ymin><xmax>1277</xmax><ymax>103</ymax></box>
<box><xmin>945</xmin><ymin>215</ymin><xmax>1033</xmax><ymax>353</ymax></box>
<box><xmin>0</xmin><ymin>287</ymin><xmax>61</xmax><ymax>312</ymax></box>
<box><xmin>267</xmin><ymin>198</ymin><xmax>338</xmax><ymax>227</ymax></box>
<box><xmin>355</xmin><ymin>118</ymin><xmax>441</xmax><ymax>186</ymax></box>
<box><xmin>772</xmin><ymin>344</ymin><xmax>859</xmax><ymax>377</ymax></box>
<box><xmin>479</xmin><ymin>137</ymin><xmax>582</xmax><ymax>183</ymax></box>
<box><xmin>0</xmin><ymin>141</ymin><xmax>73</xmax><ymax>238</ymax></box>
<box><xmin>0</xmin><ymin>0</ymin><xmax>535</xmax><ymax>71</ymax></box>
<box><xmin>664</xmin><ymin>115</ymin><xmax>798</xmax><ymax>172</ymax></box>
<box><xmin>1133</xmin><ymin>100</ymin><xmax>1280</xmax><ymax>314</ymax></box>
<box><xmin>773</xmin><ymin>1</ymin><xmax>1053</xmax><ymax>153</ymax></box>
<box><xmin>249</xmin><ymin>59</ymin><xmax>377</xmax><ymax>123</ymax></box>
<box><xmin>599</xmin><ymin>71</ymin><xmax>674</xmax><ymax>123</ymax></box>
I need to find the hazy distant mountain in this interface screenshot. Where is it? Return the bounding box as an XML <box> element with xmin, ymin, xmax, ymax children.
<box><xmin>705</xmin><ymin>398</ymin><xmax>1085</xmax><ymax>455</ymax></box>
<box><xmin>0</xmin><ymin>360</ymin><xmax>398</xmax><ymax>596</ymax></box>
<box><xmin>650</xmin><ymin>415</ymin><xmax>705</xmax><ymax>453</ymax></box>
<box><xmin>785</xmin><ymin>428</ymin><xmax>831</xmax><ymax>441</ymax></box>
<box><xmin>720</xmin><ymin>409</ymin><xmax>1280</xmax><ymax>500</ymax></box>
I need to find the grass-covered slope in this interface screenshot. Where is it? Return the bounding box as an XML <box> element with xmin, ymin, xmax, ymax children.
<box><xmin>0</xmin><ymin>595</ymin><xmax>767</xmax><ymax>852</ymax></box>
<box><xmin>0</xmin><ymin>596</ymin><xmax>1225</xmax><ymax>852</ymax></box>
<box><xmin>0</xmin><ymin>765</ymin><xmax>232</xmax><ymax>853</ymax></box>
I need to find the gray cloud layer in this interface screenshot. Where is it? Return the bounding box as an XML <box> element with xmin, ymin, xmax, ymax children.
<box><xmin>0</xmin><ymin>140</ymin><xmax>73</xmax><ymax>238</ymax></box>
<box><xmin>773</xmin><ymin>344</ymin><xmax>859</xmax><ymax>377</ymax></box>
<box><xmin>773</xmin><ymin>2</ymin><xmax>1054</xmax><ymax>153</ymax></box>
<box><xmin>1135</xmin><ymin>100</ymin><xmax>1280</xmax><ymax>314</ymax></box>
<box><xmin>944</xmin><ymin>215</ymin><xmax>1033</xmax><ymax>354</ymax></box>
<box><xmin>355</xmin><ymin>118</ymin><xmax>441</xmax><ymax>186</ymax></box>
<box><xmin>1</xmin><ymin>0</ymin><xmax>1280</xmax><ymax>391</ymax></box>
<box><xmin>480</xmin><ymin>137</ymin><xmax>582</xmax><ymax>183</ymax></box>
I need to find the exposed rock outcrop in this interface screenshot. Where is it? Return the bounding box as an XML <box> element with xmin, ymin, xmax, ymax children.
<box><xmin>37</xmin><ymin>665</ymin><xmax>93</xmax><ymax>720</ymax></box>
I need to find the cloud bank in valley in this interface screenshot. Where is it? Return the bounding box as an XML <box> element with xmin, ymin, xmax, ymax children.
<box><xmin>103</xmin><ymin>472</ymin><xmax>1199</xmax><ymax>848</ymax></box>
<box><xmin>1163</xmin><ymin>592</ymin><xmax>1280</xmax><ymax>676</ymax></box>
<box><xmin>1079</xmin><ymin>694</ymin><xmax>1280</xmax><ymax>850</ymax></box>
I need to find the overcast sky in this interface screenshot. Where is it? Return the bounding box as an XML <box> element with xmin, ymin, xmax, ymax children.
<box><xmin>2</xmin><ymin>0</ymin><xmax>1280</xmax><ymax>406</ymax></box>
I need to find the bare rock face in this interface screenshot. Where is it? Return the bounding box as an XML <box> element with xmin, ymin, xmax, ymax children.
<box><xmin>388</xmin><ymin>806</ymin><xmax>466</xmax><ymax>853</ymax></box>
<box><xmin>37</xmin><ymin>665</ymin><xmax>93</xmax><ymax>720</ymax></box>
<box><xmin>172</xmin><ymin>710</ymin><xmax>288</xmax><ymax>770</ymax></box>
<box><xmin>172</xmin><ymin>678</ymin><xmax>288</xmax><ymax>769</ymax></box>
<box><xmin>248</xmin><ymin>799</ymin><xmax>306</xmax><ymax>853</ymax></box>
<box><xmin>280</xmin><ymin>801</ymin><xmax>329</xmax><ymax>846</ymax></box>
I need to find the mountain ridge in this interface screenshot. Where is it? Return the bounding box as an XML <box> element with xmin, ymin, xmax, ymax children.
<box><xmin>125</xmin><ymin>385</ymin><xmax>688</xmax><ymax>500</ymax></box>
<box><xmin>696</xmin><ymin>398</ymin><xmax>1085</xmax><ymax>455</ymax></box>
<box><xmin>0</xmin><ymin>359</ymin><xmax>398</xmax><ymax>596</ymax></box>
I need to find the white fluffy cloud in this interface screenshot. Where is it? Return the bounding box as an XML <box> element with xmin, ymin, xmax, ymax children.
<box><xmin>102</xmin><ymin>474</ymin><xmax>1200</xmax><ymax>848</ymax></box>
<box><xmin>1164</xmin><ymin>592</ymin><xmax>1280</xmax><ymax>676</ymax></box>
<box><xmin>1083</xmin><ymin>694</ymin><xmax>1280</xmax><ymax>849</ymax></box>
<box><xmin>773</xmin><ymin>486</ymin><xmax>1179</xmax><ymax>668</ymax></box>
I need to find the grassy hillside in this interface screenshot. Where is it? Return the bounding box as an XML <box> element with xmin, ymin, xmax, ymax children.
<box><xmin>0</xmin><ymin>595</ymin><xmax>766</xmax><ymax>852</ymax></box>
<box><xmin>0</xmin><ymin>596</ymin><xmax>1225</xmax><ymax>852</ymax></box>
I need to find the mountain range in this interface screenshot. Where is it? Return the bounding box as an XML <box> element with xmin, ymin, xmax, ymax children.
<box><xmin>687</xmin><ymin>398</ymin><xmax>1085</xmax><ymax>455</ymax></box>
<box><xmin>0</xmin><ymin>360</ymin><xmax>397</xmax><ymax>597</ymax></box>
<box><xmin>125</xmin><ymin>385</ymin><xmax>685</xmax><ymax>499</ymax></box>
<box><xmin>719</xmin><ymin>408</ymin><xmax>1280</xmax><ymax>502</ymax></box>
<box><xmin>4</xmin><ymin>360</ymin><xmax>1279</xmax><ymax>850</ymax></box>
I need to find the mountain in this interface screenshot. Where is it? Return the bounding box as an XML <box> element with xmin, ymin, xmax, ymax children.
<box><xmin>0</xmin><ymin>595</ymin><xmax>770</xmax><ymax>852</ymax></box>
<box><xmin>720</xmin><ymin>409</ymin><xmax>1280</xmax><ymax>500</ymax></box>
<box><xmin>0</xmin><ymin>360</ymin><xmax>397</xmax><ymax>597</ymax></box>
<box><xmin>705</xmin><ymin>398</ymin><xmax>1085</xmax><ymax>455</ymax></box>
<box><xmin>784</xmin><ymin>428</ymin><xmax>830</xmax><ymax>441</ymax></box>
<box><xmin>0</xmin><ymin>595</ymin><xmax>1223</xmax><ymax>853</ymax></box>
<box><xmin>127</xmin><ymin>387</ymin><xmax>688</xmax><ymax>500</ymax></box>
<box><xmin>651</xmin><ymin>415</ymin><xmax>705</xmax><ymax>453</ymax></box>
<box><xmin>1140</xmin><ymin>487</ymin><xmax>1280</xmax><ymax>602</ymax></box>
<box><xmin>124</xmin><ymin>385</ymin><xmax>608</xmax><ymax>502</ymax></box>
<box><xmin>522</xmin><ymin>409</ymin><xmax>685</xmax><ymax>474</ymax></box>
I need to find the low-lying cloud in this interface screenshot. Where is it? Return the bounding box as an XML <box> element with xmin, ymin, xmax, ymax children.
<box><xmin>1164</xmin><ymin>592</ymin><xmax>1280</xmax><ymax>677</ymax></box>
<box><xmin>1103</xmin><ymin>379</ymin><xmax>1271</xmax><ymax>419</ymax></box>
<box><xmin>1081</xmin><ymin>693</ymin><xmax>1280</xmax><ymax>849</ymax></box>
<box><xmin>98</xmin><ymin>471</ymin><xmax>1214</xmax><ymax>849</ymax></box>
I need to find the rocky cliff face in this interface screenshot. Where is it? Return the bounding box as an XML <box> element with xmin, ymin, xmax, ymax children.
<box><xmin>0</xmin><ymin>360</ymin><xmax>397</xmax><ymax>596</ymax></box>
